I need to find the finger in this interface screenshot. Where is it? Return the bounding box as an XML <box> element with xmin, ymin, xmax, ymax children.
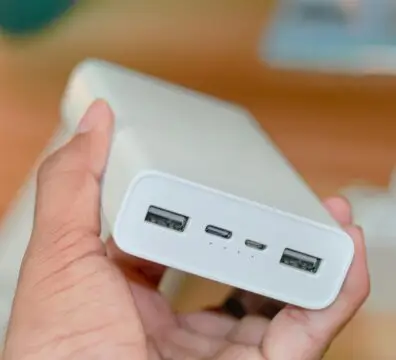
<box><xmin>178</xmin><ymin>312</ymin><xmax>237</xmax><ymax>339</ymax></box>
<box><xmin>226</xmin><ymin>315</ymin><xmax>270</xmax><ymax>346</ymax></box>
<box><xmin>129</xmin><ymin>282</ymin><xmax>177</xmax><ymax>335</ymax></box>
<box><xmin>106</xmin><ymin>237</ymin><xmax>166</xmax><ymax>287</ymax></box>
<box><xmin>262</xmin><ymin>210</ymin><xmax>370</xmax><ymax>359</ymax></box>
<box><xmin>323</xmin><ymin>196</ymin><xmax>353</xmax><ymax>226</ymax></box>
<box><xmin>221</xmin><ymin>289</ymin><xmax>285</xmax><ymax>320</ymax></box>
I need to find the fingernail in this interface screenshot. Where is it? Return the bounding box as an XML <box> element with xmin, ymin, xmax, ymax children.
<box><xmin>77</xmin><ymin>99</ymin><xmax>111</xmax><ymax>134</ymax></box>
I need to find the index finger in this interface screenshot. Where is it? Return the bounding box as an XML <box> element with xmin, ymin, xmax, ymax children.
<box><xmin>261</xmin><ymin>198</ymin><xmax>370</xmax><ymax>360</ymax></box>
<box><xmin>106</xmin><ymin>237</ymin><xmax>166</xmax><ymax>287</ymax></box>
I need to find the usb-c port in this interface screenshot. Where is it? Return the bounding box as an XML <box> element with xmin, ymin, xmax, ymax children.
<box><xmin>205</xmin><ymin>225</ymin><xmax>232</xmax><ymax>239</ymax></box>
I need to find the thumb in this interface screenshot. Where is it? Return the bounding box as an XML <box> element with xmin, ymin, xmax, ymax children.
<box><xmin>19</xmin><ymin>99</ymin><xmax>114</xmax><ymax>284</ymax></box>
<box><xmin>33</xmin><ymin>99</ymin><xmax>113</xmax><ymax>240</ymax></box>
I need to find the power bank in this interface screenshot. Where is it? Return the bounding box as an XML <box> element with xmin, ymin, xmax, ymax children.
<box><xmin>60</xmin><ymin>59</ymin><xmax>354</xmax><ymax>310</ymax></box>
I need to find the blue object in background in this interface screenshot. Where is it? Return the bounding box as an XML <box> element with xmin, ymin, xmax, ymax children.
<box><xmin>0</xmin><ymin>0</ymin><xmax>75</xmax><ymax>35</ymax></box>
<box><xmin>262</xmin><ymin>0</ymin><xmax>396</xmax><ymax>73</ymax></box>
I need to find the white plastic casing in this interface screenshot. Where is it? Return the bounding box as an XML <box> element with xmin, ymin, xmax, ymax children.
<box><xmin>60</xmin><ymin>59</ymin><xmax>354</xmax><ymax>310</ymax></box>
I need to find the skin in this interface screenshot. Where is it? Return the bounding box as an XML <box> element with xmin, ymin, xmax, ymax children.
<box><xmin>2</xmin><ymin>100</ymin><xmax>370</xmax><ymax>360</ymax></box>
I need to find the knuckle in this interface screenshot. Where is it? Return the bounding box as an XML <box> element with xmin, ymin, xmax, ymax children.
<box><xmin>282</xmin><ymin>307</ymin><xmax>331</xmax><ymax>346</ymax></box>
<box><xmin>37</xmin><ymin>146</ymin><xmax>87</xmax><ymax>186</ymax></box>
<box><xmin>37</xmin><ymin>150</ymin><xmax>65</xmax><ymax>184</ymax></box>
<box><xmin>283</xmin><ymin>306</ymin><xmax>311</xmax><ymax>327</ymax></box>
<box><xmin>352</xmin><ymin>265</ymin><xmax>371</xmax><ymax>307</ymax></box>
<box><xmin>25</xmin><ymin>229</ymin><xmax>104</xmax><ymax>290</ymax></box>
<box><xmin>358</xmin><ymin>273</ymin><xmax>371</xmax><ymax>304</ymax></box>
<box><xmin>34</xmin><ymin>168</ymin><xmax>97</xmax><ymax>229</ymax></box>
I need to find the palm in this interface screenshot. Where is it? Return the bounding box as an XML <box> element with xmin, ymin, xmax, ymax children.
<box><xmin>131</xmin><ymin>282</ymin><xmax>269</xmax><ymax>359</ymax></box>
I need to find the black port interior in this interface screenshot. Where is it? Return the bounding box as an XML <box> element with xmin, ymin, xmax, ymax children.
<box><xmin>245</xmin><ymin>239</ymin><xmax>267</xmax><ymax>251</ymax></box>
<box><xmin>145</xmin><ymin>206</ymin><xmax>189</xmax><ymax>232</ymax></box>
<box><xmin>280</xmin><ymin>248</ymin><xmax>322</xmax><ymax>274</ymax></box>
<box><xmin>205</xmin><ymin>225</ymin><xmax>232</xmax><ymax>239</ymax></box>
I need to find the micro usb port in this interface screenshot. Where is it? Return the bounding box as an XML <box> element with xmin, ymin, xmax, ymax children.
<box><xmin>145</xmin><ymin>206</ymin><xmax>188</xmax><ymax>232</ymax></box>
<box><xmin>280</xmin><ymin>248</ymin><xmax>322</xmax><ymax>274</ymax></box>
<box><xmin>245</xmin><ymin>239</ymin><xmax>267</xmax><ymax>251</ymax></box>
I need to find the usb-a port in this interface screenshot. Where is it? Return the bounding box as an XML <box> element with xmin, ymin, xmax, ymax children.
<box><xmin>280</xmin><ymin>248</ymin><xmax>322</xmax><ymax>274</ymax></box>
<box><xmin>145</xmin><ymin>206</ymin><xmax>189</xmax><ymax>232</ymax></box>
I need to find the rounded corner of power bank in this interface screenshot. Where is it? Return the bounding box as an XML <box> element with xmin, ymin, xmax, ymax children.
<box><xmin>124</xmin><ymin>170</ymin><xmax>180</xmax><ymax>202</ymax></box>
<box><xmin>111</xmin><ymin>231</ymin><xmax>128</xmax><ymax>255</ymax></box>
<box><xmin>129</xmin><ymin>169</ymin><xmax>165</xmax><ymax>188</ymax></box>
<box><xmin>69</xmin><ymin>59</ymin><xmax>103</xmax><ymax>80</ymax></box>
<box><xmin>310</xmin><ymin>291</ymin><xmax>341</xmax><ymax>310</ymax></box>
<box><xmin>112</xmin><ymin>170</ymin><xmax>165</xmax><ymax>239</ymax></box>
<box><xmin>340</xmin><ymin>229</ymin><xmax>356</xmax><ymax>262</ymax></box>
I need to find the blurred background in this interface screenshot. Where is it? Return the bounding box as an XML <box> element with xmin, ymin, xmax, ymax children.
<box><xmin>0</xmin><ymin>0</ymin><xmax>396</xmax><ymax>358</ymax></box>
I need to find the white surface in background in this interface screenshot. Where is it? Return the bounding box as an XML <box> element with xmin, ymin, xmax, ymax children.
<box><xmin>343</xmin><ymin>169</ymin><xmax>396</xmax><ymax>312</ymax></box>
<box><xmin>390</xmin><ymin>169</ymin><xmax>396</xmax><ymax>196</ymax></box>
<box><xmin>262</xmin><ymin>0</ymin><xmax>396</xmax><ymax>74</ymax></box>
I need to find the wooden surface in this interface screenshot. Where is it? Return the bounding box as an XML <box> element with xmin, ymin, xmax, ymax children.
<box><xmin>0</xmin><ymin>1</ymin><xmax>395</xmax><ymax>358</ymax></box>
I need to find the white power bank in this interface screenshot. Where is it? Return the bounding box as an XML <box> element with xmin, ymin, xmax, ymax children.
<box><xmin>60</xmin><ymin>59</ymin><xmax>354</xmax><ymax>310</ymax></box>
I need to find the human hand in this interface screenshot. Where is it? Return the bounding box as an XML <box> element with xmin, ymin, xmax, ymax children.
<box><xmin>2</xmin><ymin>100</ymin><xmax>370</xmax><ymax>360</ymax></box>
